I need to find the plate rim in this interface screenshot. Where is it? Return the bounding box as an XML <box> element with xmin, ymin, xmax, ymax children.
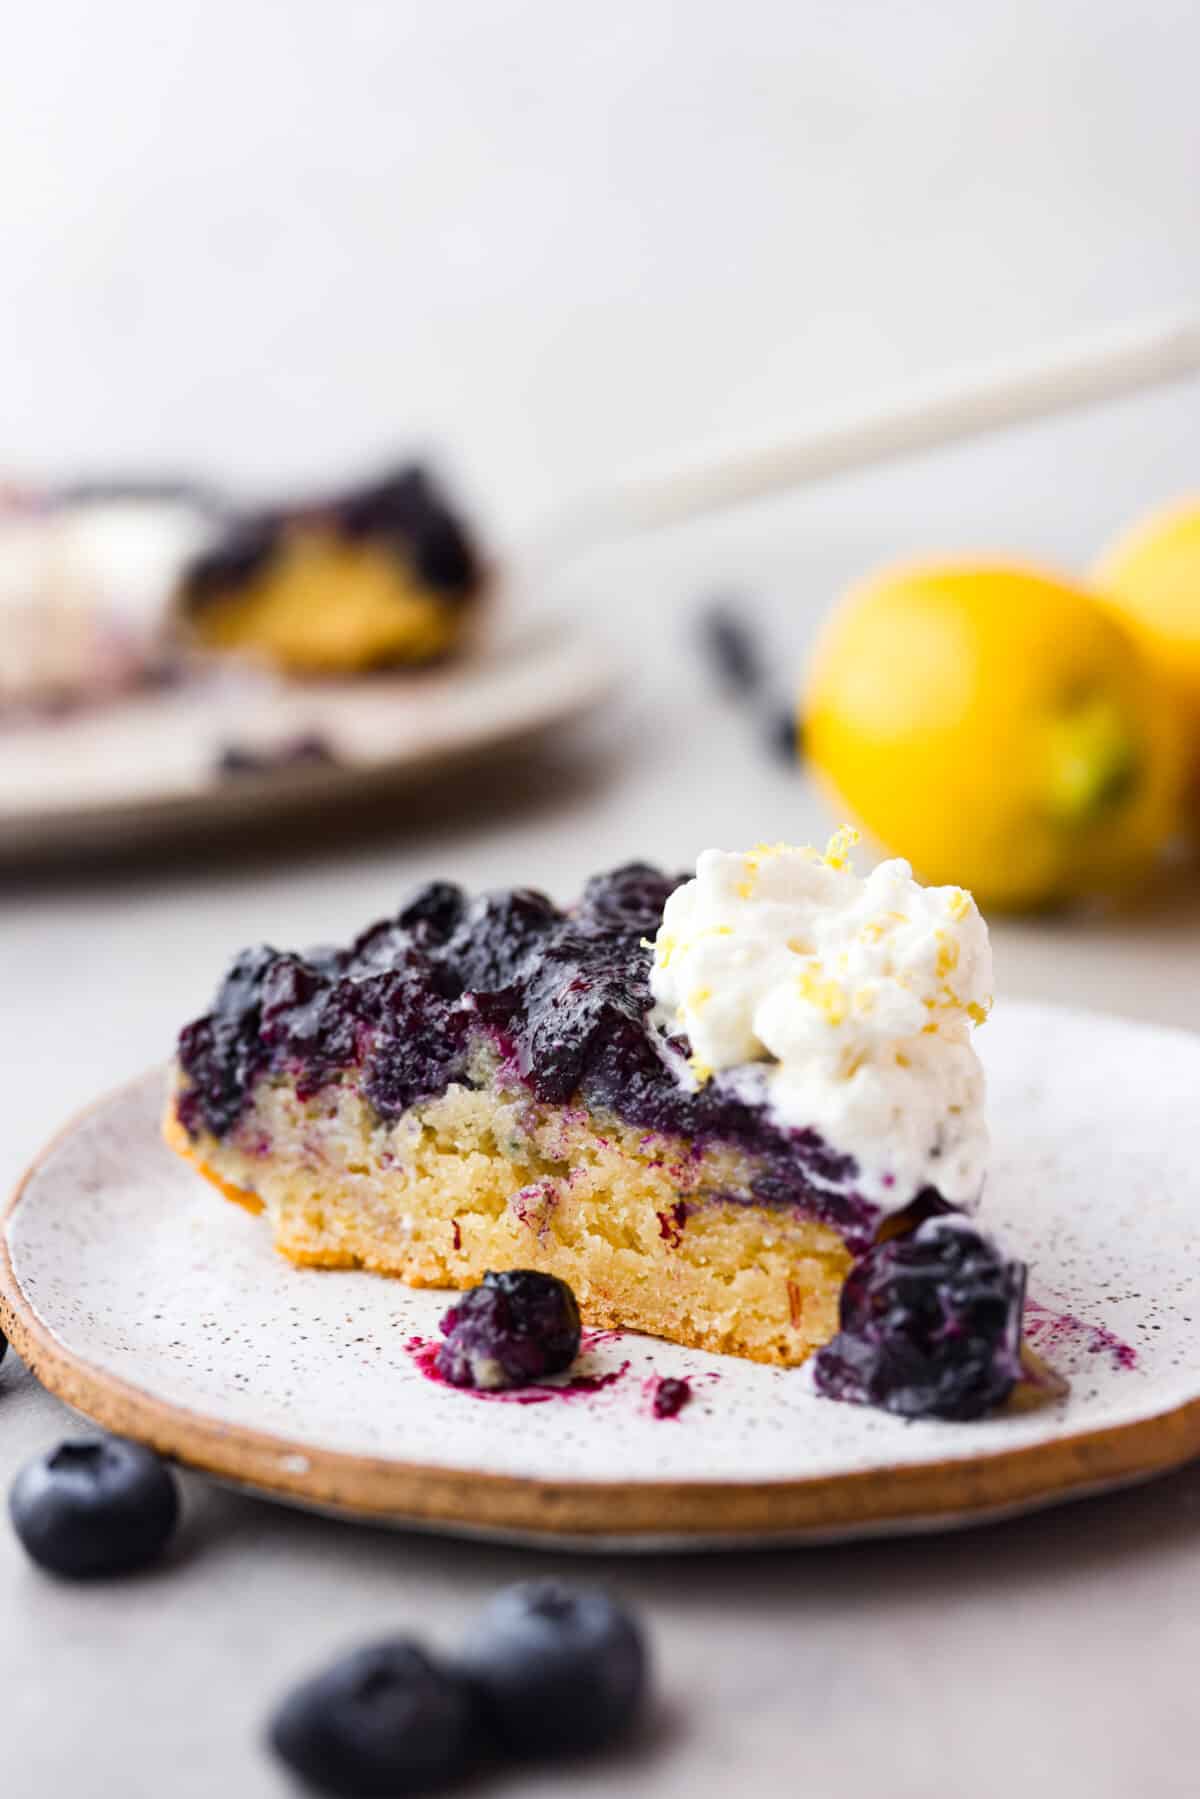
<box><xmin>0</xmin><ymin>618</ymin><xmax>616</xmax><ymax>861</ymax></box>
<box><xmin>4</xmin><ymin>1044</ymin><xmax>1200</xmax><ymax>1547</ymax></box>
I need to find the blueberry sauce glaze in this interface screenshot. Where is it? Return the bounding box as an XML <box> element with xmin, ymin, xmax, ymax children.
<box><xmin>175</xmin><ymin>864</ymin><xmax>892</xmax><ymax>1248</ymax></box>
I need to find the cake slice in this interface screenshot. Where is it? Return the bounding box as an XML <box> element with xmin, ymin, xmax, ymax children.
<box><xmin>165</xmin><ymin>838</ymin><xmax>1014</xmax><ymax>1381</ymax></box>
<box><xmin>177</xmin><ymin>463</ymin><xmax>483</xmax><ymax>675</ymax></box>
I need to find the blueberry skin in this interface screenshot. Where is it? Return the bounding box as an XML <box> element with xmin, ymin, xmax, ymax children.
<box><xmin>436</xmin><ymin>1270</ymin><xmax>582</xmax><ymax>1391</ymax></box>
<box><xmin>458</xmin><ymin>1580</ymin><xmax>648</xmax><ymax>1759</ymax></box>
<box><xmin>9</xmin><ymin>1438</ymin><xmax>180</xmax><ymax>1578</ymax></box>
<box><xmin>269</xmin><ymin>1639</ymin><xmax>479</xmax><ymax>1798</ymax></box>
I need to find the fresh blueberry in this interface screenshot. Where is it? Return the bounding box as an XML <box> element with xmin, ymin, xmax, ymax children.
<box><xmin>0</xmin><ymin>1327</ymin><xmax>7</xmax><ymax>1365</ymax></box>
<box><xmin>9</xmin><ymin>1437</ymin><xmax>180</xmax><ymax>1577</ymax></box>
<box><xmin>458</xmin><ymin>1580</ymin><xmax>648</xmax><ymax>1759</ymax></box>
<box><xmin>813</xmin><ymin>1216</ymin><xmax>1027</xmax><ymax>1420</ymax></box>
<box><xmin>269</xmin><ymin>1639</ymin><xmax>479</xmax><ymax>1798</ymax></box>
<box><xmin>436</xmin><ymin>1270</ymin><xmax>581</xmax><ymax>1390</ymax></box>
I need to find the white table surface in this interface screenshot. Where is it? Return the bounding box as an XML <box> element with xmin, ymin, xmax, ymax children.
<box><xmin>3</xmin><ymin>377</ymin><xmax>1200</xmax><ymax>1799</ymax></box>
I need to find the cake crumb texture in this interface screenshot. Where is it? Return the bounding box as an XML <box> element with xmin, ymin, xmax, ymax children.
<box><xmin>166</xmin><ymin>1073</ymin><xmax>852</xmax><ymax>1367</ymax></box>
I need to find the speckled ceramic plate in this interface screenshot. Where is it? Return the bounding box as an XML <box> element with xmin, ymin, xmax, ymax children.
<box><xmin>0</xmin><ymin>618</ymin><xmax>613</xmax><ymax>862</ymax></box>
<box><xmin>3</xmin><ymin>1001</ymin><xmax>1199</xmax><ymax>1550</ymax></box>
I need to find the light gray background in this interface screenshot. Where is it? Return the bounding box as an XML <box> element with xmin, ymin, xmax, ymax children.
<box><xmin>3</xmin><ymin>6</ymin><xmax>1200</xmax><ymax>1796</ymax></box>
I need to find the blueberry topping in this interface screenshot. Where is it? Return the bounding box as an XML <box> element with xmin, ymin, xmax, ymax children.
<box><xmin>458</xmin><ymin>1580</ymin><xmax>647</xmax><ymax>1759</ymax></box>
<box><xmin>174</xmin><ymin>865</ymin><xmax>885</xmax><ymax>1251</ymax></box>
<box><xmin>9</xmin><ymin>1438</ymin><xmax>180</xmax><ymax>1578</ymax></box>
<box><xmin>269</xmin><ymin>1639</ymin><xmax>479</xmax><ymax>1798</ymax></box>
<box><xmin>182</xmin><ymin>517</ymin><xmax>279</xmax><ymax>608</ymax></box>
<box><xmin>436</xmin><ymin>1270</ymin><xmax>581</xmax><ymax>1390</ymax></box>
<box><xmin>176</xmin><ymin>943</ymin><xmax>277</xmax><ymax>1137</ymax></box>
<box><xmin>813</xmin><ymin>1217</ymin><xmax>1027</xmax><ymax>1421</ymax></box>
<box><xmin>182</xmin><ymin>462</ymin><xmax>480</xmax><ymax>615</ymax></box>
<box><xmin>442</xmin><ymin>888</ymin><xmax>559</xmax><ymax>993</ymax></box>
<box><xmin>394</xmin><ymin>881</ymin><xmax>467</xmax><ymax>944</ymax></box>
<box><xmin>576</xmin><ymin>862</ymin><xmax>686</xmax><ymax>933</ymax></box>
<box><xmin>332</xmin><ymin>465</ymin><xmax>479</xmax><ymax>595</ymax></box>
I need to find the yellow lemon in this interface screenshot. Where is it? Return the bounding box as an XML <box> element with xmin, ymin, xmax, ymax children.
<box><xmin>1094</xmin><ymin>497</ymin><xmax>1200</xmax><ymax>762</ymax></box>
<box><xmin>804</xmin><ymin>561</ymin><xmax>1187</xmax><ymax>909</ymax></box>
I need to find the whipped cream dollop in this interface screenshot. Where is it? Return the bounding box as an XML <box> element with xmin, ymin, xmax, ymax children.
<box><xmin>649</xmin><ymin>834</ymin><xmax>993</xmax><ymax>1209</ymax></box>
<box><xmin>0</xmin><ymin>494</ymin><xmax>218</xmax><ymax>705</ymax></box>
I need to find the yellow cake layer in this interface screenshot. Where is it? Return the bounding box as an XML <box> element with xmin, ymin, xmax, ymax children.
<box><xmin>187</xmin><ymin>531</ymin><xmax>469</xmax><ymax>673</ymax></box>
<box><xmin>164</xmin><ymin>1068</ymin><xmax>855</xmax><ymax>1367</ymax></box>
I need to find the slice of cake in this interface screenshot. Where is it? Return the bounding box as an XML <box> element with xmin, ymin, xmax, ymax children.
<box><xmin>165</xmin><ymin>837</ymin><xmax>1016</xmax><ymax>1389</ymax></box>
<box><xmin>177</xmin><ymin>463</ymin><xmax>483</xmax><ymax>675</ymax></box>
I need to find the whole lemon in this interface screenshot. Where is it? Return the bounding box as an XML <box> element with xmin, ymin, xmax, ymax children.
<box><xmin>1094</xmin><ymin>497</ymin><xmax>1200</xmax><ymax>761</ymax></box>
<box><xmin>804</xmin><ymin>561</ymin><xmax>1186</xmax><ymax>909</ymax></box>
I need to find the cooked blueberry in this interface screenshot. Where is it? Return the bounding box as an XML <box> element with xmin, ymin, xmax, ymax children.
<box><xmin>176</xmin><ymin>942</ymin><xmax>278</xmax><ymax>1136</ymax></box>
<box><xmin>458</xmin><ymin>1580</ymin><xmax>647</xmax><ymax>1758</ymax></box>
<box><xmin>182</xmin><ymin>517</ymin><xmax>279</xmax><ymax>609</ymax></box>
<box><xmin>444</xmin><ymin>889</ymin><xmax>560</xmax><ymax>993</ymax></box>
<box><xmin>395</xmin><ymin>881</ymin><xmax>466</xmax><ymax>943</ymax></box>
<box><xmin>436</xmin><ymin>1270</ymin><xmax>581</xmax><ymax>1390</ymax></box>
<box><xmin>576</xmin><ymin>862</ymin><xmax>685</xmax><ymax>933</ymax></box>
<box><xmin>9</xmin><ymin>1438</ymin><xmax>179</xmax><ymax>1578</ymax></box>
<box><xmin>813</xmin><ymin>1216</ymin><xmax>1027</xmax><ymax>1420</ymax></box>
<box><xmin>651</xmin><ymin>1376</ymin><xmax>691</xmax><ymax>1419</ymax></box>
<box><xmin>269</xmin><ymin>1639</ymin><xmax>479</xmax><ymax>1798</ymax></box>
<box><xmin>333</xmin><ymin>466</ymin><xmax>479</xmax><ymax>597</ymax></box>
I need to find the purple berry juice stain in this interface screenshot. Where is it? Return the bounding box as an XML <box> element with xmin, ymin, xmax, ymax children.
<box><xmin>404</xmin><ymin>1333</ymin><xmax>630</xmax><ymax>1404</ymax></box>
<box><xmin>1024</xmin><ymin>1298</ymin><xmax>1137</xmax><ymax>1372</ymax></box>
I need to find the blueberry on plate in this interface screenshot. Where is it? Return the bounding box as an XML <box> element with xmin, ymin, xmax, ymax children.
<box><xmin>812</xmin><ymin>1215</ymin><xmax>1027</xmax><ymax>1421</ymax></box>
<box><xmin>269</xmin><ymin>1639</ymin><xmax>479</xmax><ymax>1798</ymax></box>
<box><xmin>458</xmin><ymin>1579</ymin><xmax>648</xmax><ymax>1759</ymax></box>
<box><xmin>436</xmin><ymin>1269</ymin><xmax>581</xmax><ymax>1390</ymax></box>
<box><xmin>9</xmin><ymin>1437</ymin><xmax>180</xmax><ymax>1577</ymax></box>
<box><xmin>0</xmin><ymin>1325</ymin><xmax>7</xmax><ymax>1365</ymax></box>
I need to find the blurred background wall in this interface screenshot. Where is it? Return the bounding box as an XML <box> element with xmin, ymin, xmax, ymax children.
<box><xmin>2</xmin><ymin>0</ymin><xmax>1198</xmax><ymax>539</ymax></box>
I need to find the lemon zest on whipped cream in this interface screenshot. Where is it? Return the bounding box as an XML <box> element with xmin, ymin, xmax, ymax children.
<box><xmin>648</xmin><ymin>839</ymin><xmax>993</xmax><ymax>1207</ymax></box>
